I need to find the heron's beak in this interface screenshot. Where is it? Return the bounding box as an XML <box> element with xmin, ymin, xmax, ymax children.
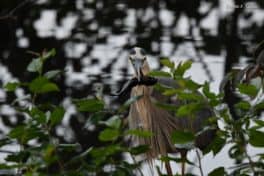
<box><xmin>133</xmin><ymin>59</ymin><xmax>144</xmax><ymax>81</ymax></box>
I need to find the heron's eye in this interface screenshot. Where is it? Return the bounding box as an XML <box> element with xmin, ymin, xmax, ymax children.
<box><xmin>143</xmin><ymin>57</ymin><xmax>146</xmax><ymax>61</ymax></box>
<box><xmin>129</xmin><ymin>57</ymin><xmax>133</xmax><ymax>61</ymax></box>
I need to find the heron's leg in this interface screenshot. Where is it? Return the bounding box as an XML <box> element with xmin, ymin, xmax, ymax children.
<box><xmin>165</xmin><ymin>160</ymin><xmax>173</xmax><ymax>176</ymax></box>
<box><xmin>180</xmin><ymin>151</ymin><xmax>187</xmax><ymax>176</ymax></box>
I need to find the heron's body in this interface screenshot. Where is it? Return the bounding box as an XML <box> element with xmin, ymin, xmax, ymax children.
<box><xmin>129</xmin><ymin>78</ymin><xmax>215</xmax><ymax>156</ymax></box>
<box><xmin>129</xmin><ymin>85</ymin><xmax>179</xmax><ymax>159</ymax></box>
<box><xmin>127</xmin><ymin>47</ymin><xmax>215</xmax><ymax>175</ymax></box>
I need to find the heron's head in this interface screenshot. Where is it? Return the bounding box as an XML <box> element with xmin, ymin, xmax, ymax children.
<box><xmin>129</xmin><ymin>47</ymin><xmax>150</xmax><ymax>81</ymax></box>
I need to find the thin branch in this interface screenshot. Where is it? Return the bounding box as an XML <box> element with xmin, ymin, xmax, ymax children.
<box><xmin>195</xmin><ymin>149</ymin><xmax>204</xmax><ymax>176</ymax></box>
<box><xmin>193</xmin><ymin>43</ymin><xmax>214</xmax><ymax>81</ymax></box>
<box><xmin>131</xmin><ymin>154</ymin><xmax>144</xmax><ymax>176</ymax></box>
<box><xmin>188</xmin><ymin>21</ymin><xmax>214</xmax><ymax>81</ymax></box>
<box><xmin>243</xmin><ymin>145</ymin><xmax>256</xmax><ymax>174</ymax></box>
<box><xmin>0</xmin><ymin>149</ymin><xmax>15</xmax><ymax>154</ymax></box>
<box><xmin>0</xmin><ymin>0</ymin><xmax>35</xmax><ymax>20</ymax></box>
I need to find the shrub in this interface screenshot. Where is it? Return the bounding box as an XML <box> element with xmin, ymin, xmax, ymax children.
<box><xmin>1</xmin><ymin>50</ymin><xmax>264</xmax><ymax>175</ymax></box>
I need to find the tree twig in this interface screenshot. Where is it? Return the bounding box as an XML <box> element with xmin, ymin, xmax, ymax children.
<box><xmin>243</xmin><ymin>145</ymin><xmax>256</xmax><ymax>174</ymax></box>
<box><xmin>131</xmin><ymin>154</ymin><xmax>144</xmax><ymax>176</ymax></box>
<box><xmin>0</xmin><ymin>0</ymin><xmax>35</xmax><ymax>20</ymax></box>
<box><xmin>195</xmin><ymin>149</ymin><xmax>204</xmax><ymax>176</ymax></box>
<box><xmin>0</xmin><ymin>149</ymin><xmax>15</xmax><ymax>154</ymax></box>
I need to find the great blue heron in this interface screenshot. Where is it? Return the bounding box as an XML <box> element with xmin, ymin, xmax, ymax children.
<box><xmin>123</xmin><ymin>47</ymin><xmax>216</xmax><ymax>175</ymax></box>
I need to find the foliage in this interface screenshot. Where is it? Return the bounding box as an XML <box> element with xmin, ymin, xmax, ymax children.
<box><xmin>1</xmin><ymin>50</ymin><xmax>148</xmax><ymax>175</ymax></box>
<box><xmin>149</xmin><ymin>58</ymin><xmax>264</xmax><ymax>175</ymax></box>
<box><xmin>1</xmin><ymin>52</ymin><xmax>264</xmax><ymax>175</ymax></box>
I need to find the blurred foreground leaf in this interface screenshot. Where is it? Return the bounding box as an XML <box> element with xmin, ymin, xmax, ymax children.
<box><xmin>4</xmin><ymin>82</ymin><xmax>20</xmax><ymax>92</ymax></box>
<box><xmin>50</xmin><ymin>106</ymin><xmax>65</xmax><ymax>126</ymax></box>
<box><xmin>99</xmin><ymin>128</ymin><xmax>119</xmax><ymax>142</ymax></box>
<box><xmin>126</xmin><ymin>129</ymin><xmax>152</xmax><ymax>138</ymax></box>
<box><xmin>29</xmin><ymin>77</ymin><xmax>59</xmax><ymax>94</ymax></box>
<box><xmin>208</xmin><ymin>167</ymin><xmax>226</xmax><ymax>176</ymax></box>
<box><xmin>238</xmin><ymin>84</ymin><xmax>258</xmax><ymax>97</ymax></box>
<box><xmin>174</xmin><ymin>60</ymin><xmax>192</xmax><ymax>77</ymax></box>
<box><xmin>160</xmin><ymin>58</ymin><xmax>175</xmax><ymax>69</ymax></box>
<box><xmin>171</xmin><ymin>130</ymin><xmax>194</xmax><ymax>145</ymax></box>
<box><xmin>148</xmin><ymin>70</ymin><xmax>171</xmax><ymax>77</ymax></box>
<box><xmin>44</xmin><ymin>70</ymin><xmax>61</xmax><ymax>79</ymax></box>
<box><xmin>249</xmin><ymin>129</ymin><xmax>264</xmax><ymax>147</ymax></box>
<box><xmin>75</xmin><ymin>99</ymin><xmax>104</xmax><ymax>112</ymax></box>
<box><xmin>27</xmin><ymin>58</ymin><xmax>42</xmax><ymax>74</ymax></box>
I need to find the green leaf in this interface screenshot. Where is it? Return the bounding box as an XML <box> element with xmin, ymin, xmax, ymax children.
<box><xmin>29</xmin><ymin>77</ymin><xmax>59</xmax><ymax>94</ymax></box>
<box><xmin>4</xmin><ymin>82</ymin><xmax>20</xmax><ymax>92</ymax></box>
<box><xmin>5</xmin><ymin>151</ymin><xmax>29</xmax><ymax>163</ymax></box>
<box><xmin>29</xmin><ymin>107</ymin><xmax>46</xmax><ymax>124</ymax></box>
<box><xmin>176</xmin><ymin>103</ymin><xmax>202</xmax><ymax>117</ymax></box>
<box><xmin>148</xmin><ymin>71</ymin><xmax>171</xmax><ymax>77</ymax></box>
<box><xmin>42</xmin><ymin>48</ymin><xmax>56</xmax><ymax>61</ymax></box>
<box><xmin>162</xmin><ymin>89</ymin><xmax>179</xmax><ymax>96</ymax></box>
<box><xmin>100</xmin><ymin>115</ymin><xmax>121</xmax><ymax>129</ymax></box>
<box><xmin>0</xmin><ymin>138</ymin><xmax>11</xmax><ymax>148</ymax></box>
<box><xmin>126</xmin><ymin>129</ymin><xmax>152</xmax><ymax>138</ymax></box>
<box><xmin>90</xmin><ymin>145</ymin><xmax>122</xmax><ymax>165</ymax></box>
<box><xmin>44</xmin><ymin>70</ymin><xmax>61</xmax><ymax>79</ymax></box>
<box><xmin>84</xmin><ymin>112</ymin><xmax>105</xmax><ymax>129</ymax></box>
<box><xmin>8</xmin><ymin>125</ymin><xmax>45</xmax><ymax>144</ymax></box>
<box><xmin>129</xmin><ymin>145</ymin><xmax>149</xmax><ymax>155</ymax></box>
<box><xmin>238</xmin><ymin>84</ymin><xmax>258</xmax><ymax>97</ymax></box>
<box><xmin>160</xmin><ymin>58</ymin><xmax>174</xmax><ymax>69</ymax></box>
<box><xmin>185</xmin><ymin>79</ymin><xmax>202</xmax><ymax>90</ymax></box>
<box><xmin>153</xmin><ymin>83</ymin><xmax>172</xmax><ymax>92</ymax></box>
<box><xmin>235</xmin><ymin>101</ymin><xmax>251</xmax><ymax>111</ymax></box>
<box><xmin>99</xmin><ymin>128</ymin><xmax>119</xmax><ymax>142</ymax></box>
<box><xmin>249</xmin><ymin>129</ymin><xmax>264</xmax><ymax>147</ymax></box>
<box><xmin>254</xmin><ymin>102</ymin><xmax>264</xmax><ymax>112</ymax></box>
<box><xmin>203</xmin><ymin>82</ymin><xmax>216</xmax><ymax>99</ymax></box>
<box><xmin>27</xmin><ymin>58</ymin><xmax>42</xmax><ymax>73</ymax></box>
<box><xmin>58</xmin><ymin>143</ymin><xmax>81</xmax><ymax>151</ymax></box>
<box><xmin>171</xmin><ymin>130</ymin><xmax>195</xmax><ymax>145</ymax></box>
<box><xmin>208</xmin><ymin>167</ymin><xmax>226</xmax><ymax>176</ymax></box>
<box><xmin>43</xmin><ymin>144</ymin><xmax>58</xmax><ymax>164</ymax></box>
<box><xmin>118</xmin><ymin>95</ymin><xmax>143</xmax><ymax>112</ymax></box>
<box><xmin>205</xmin><ymin>135</ymin><xmax>226</xmax><ymax>156</ymax></box>
<box><xmin>125</xmin><ymin>95</ymin><xmax>142</xmax><ymax>106</ymax></box>
<box><xmin>177</xmin><ymin>78</ymin><xmax>201</xmax><ymax>90</ymax></box>
<box><xmin>75</xmin><ymin>99</ymin><xmax>104</xmax><ymax>112</ymax></box>
<box><xmin>177</xmin><ymin>91</ymin><xmax>203</xmax><ymax>101</ymax></box>
<box><xmin>66</xmin><ymin>147</ymin><xmax>93</xmax><ymax>165</ymax></box>
<box><xmin>174</xmin><ymin>60</ymin><xmax>192</xmax><ymax>76</ymax></box>
<box><xmin>156</xmin><ymin>102</ymin><xmax>176</xmax><ymax>111</ymax></box>
<box><xmin>254</xmin><ymin>119</ymin><xmax>264</xmax><ymax>126</ymax></box>
<box><xmin>0</xmin><ymin>164</ymin><xmax>22</xmax><ymax>169</ymax></box>
<box><xmin>50</xmin><ymin>107</ymin><xmax>65</xmax><ymax>126</ymax></box>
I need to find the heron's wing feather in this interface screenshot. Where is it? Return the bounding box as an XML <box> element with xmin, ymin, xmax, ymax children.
<box><xmin>157</xmin><ymin>77</ymin><xmax>179</xmax><ymax>88</ymax></box>
<box><xmin>151</xmin><ymin>77</ymin><xmax>180</xmax><ymax>104</ymax></box>
<box><xmin>152</xmin><ymin>77</ymin><xmax>216</xmax><ymax>150</ymax></box>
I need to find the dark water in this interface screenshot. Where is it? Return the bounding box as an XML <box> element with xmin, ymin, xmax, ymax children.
<box><xmin>0</xmin><ymin>0</ymin><xmax>263</xmax><ymax>158</ymax></box>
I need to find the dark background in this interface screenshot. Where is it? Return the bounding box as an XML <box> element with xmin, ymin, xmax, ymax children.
<box><xmin>0</xmin><ymin>0</ymin><xmax>263</xmax><ymax>154</ymax></box>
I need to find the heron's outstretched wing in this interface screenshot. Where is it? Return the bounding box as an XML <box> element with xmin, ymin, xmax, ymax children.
<box><xmin>151</xmin><ymin>77</ymin><xmax>180</xmax><ymax>103</ymax></box>
<box><xmin>152</xmin><ymin>77</ymin><xmax>216</xmax><ymax>150</ymax></box>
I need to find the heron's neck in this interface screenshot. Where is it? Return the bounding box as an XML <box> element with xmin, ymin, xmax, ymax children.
<box><xmin>131</xmin><ymin>62</ymin><xmax>152</xmax><ymax>96</ymax></box>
